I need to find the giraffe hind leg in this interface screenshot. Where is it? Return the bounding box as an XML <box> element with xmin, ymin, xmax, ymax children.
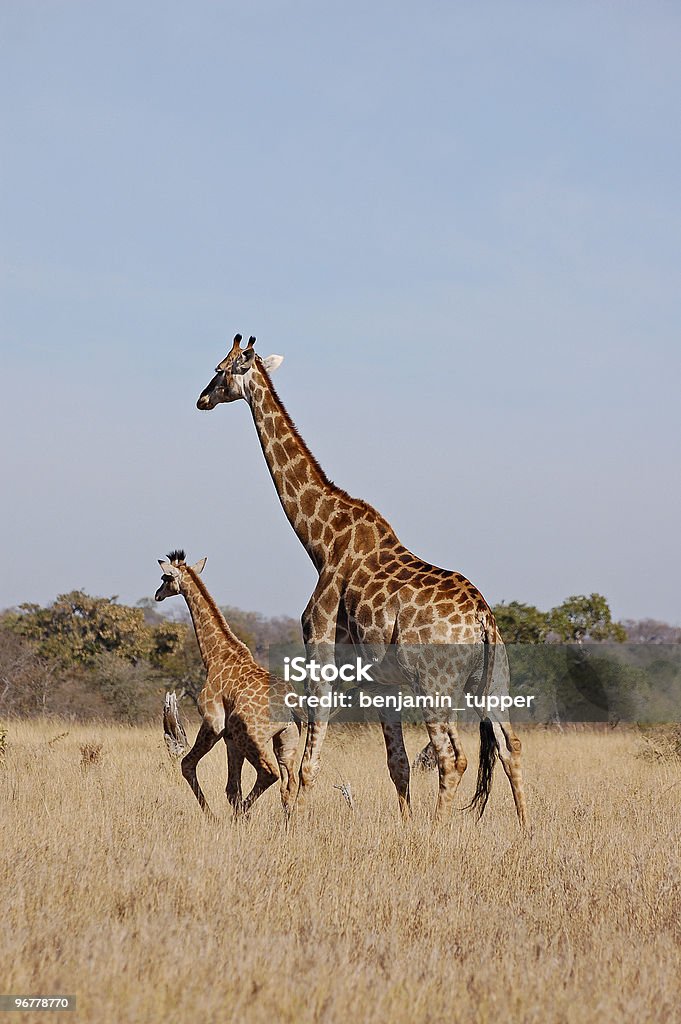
<box><xmin>380</xmin><ymin>717</ymin><xmax>411</xmax><ymax>820</ymax></box>
<box><xmin>424</xmin><ymin>721</ymin><xmax>462</xmax><ymax>820</ymax></box>
<box><xmin>491</xmin><ymin>721</ymin><xmax>528</xmax><ymax>827</ymax></box>
<box><xmin>447</xmin><ymin>724</ymin><xmax>468</xmax><ymax>780</ymax></box>
<box><xmin>241</xmin><ymin>743</ymin><xmax>280</xmax><ymax>815</ymax></box>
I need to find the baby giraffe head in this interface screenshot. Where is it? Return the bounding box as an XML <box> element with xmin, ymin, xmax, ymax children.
<box><xmin>197</xmin><ymin>334</ymin><xmax>284</xmax><ymax>410</ymax></box>
<box><xmin>155</xmin><ymin>550</ymin><xmax>207</xmax><ymax>601</ymax></box>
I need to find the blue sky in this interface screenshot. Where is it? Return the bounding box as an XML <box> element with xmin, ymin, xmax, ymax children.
<box><xmin>1</xmin><ymin>1</ymin><xmax>680</xmax><ymax>623</ymax></box>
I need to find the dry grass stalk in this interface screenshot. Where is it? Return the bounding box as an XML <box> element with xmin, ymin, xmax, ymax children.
<box><xmin>48</xmin><ymin>730</ymin><xmax>70</xmax><ymax>747</ymax></box>
<box><xmin>333</xmin><ymin>780</ymin><xmax>354</xmax><ymax>809</ymax></box>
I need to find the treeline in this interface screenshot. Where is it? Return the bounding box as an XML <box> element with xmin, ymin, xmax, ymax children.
<box><xmin>495</xmin><ymin>596</ymin><xmax>681</xmax><ymax>646</ymax></box>
<box><xmin>0</xmin><ymin>590</ymin><xmax>678</xmax><ymax>722</ymax></box>
<box><xmin>0</xmin><ymin>591</ymin><xmax>299</xmax><ymax>722</ymax></box>
<box><xmin>483</xmin><ymin>598</ymin><xmax>681</xmax><ymax>725</ymax></box>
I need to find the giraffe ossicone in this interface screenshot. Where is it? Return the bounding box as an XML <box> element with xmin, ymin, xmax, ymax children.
<box><xmin>196</xmin><ymin>336</ymin><xmax>527</xmax><ymax>826</ymax></box>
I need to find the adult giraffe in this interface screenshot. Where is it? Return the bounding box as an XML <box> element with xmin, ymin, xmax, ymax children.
<box><xmin>197</xmin><ymin>335</ymin><xmax>527</xmax><ymax>825</ymax></box>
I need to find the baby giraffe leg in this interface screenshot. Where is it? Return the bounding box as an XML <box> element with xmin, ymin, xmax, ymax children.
<box><xmin>241</xmin><ymin>744</ymin><xmax>280</xmax><ymax>815</ymax></box>
<box><xmin>181</xmin><ymin>719</ymin><xmax>223</xmax><ymax>818</ymax></box>
<box><xmin>273</xmin><ymin>722</ymin><xmax>300</xmax><ymax>818</ymax></box>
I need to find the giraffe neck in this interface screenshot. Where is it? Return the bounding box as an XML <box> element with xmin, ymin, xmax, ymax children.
<box><xmin>179</xmin><ymin>569</ymin><xmax>250</xmax><ymax>671</ymax></box>
<box><xmin>245</xmin><ymin>362</ymin><xmax>340</xmax><ymax>570</ymax></box>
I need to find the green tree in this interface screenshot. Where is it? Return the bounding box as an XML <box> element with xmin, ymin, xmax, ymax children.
<box><xmin>92</xmin><ymin>651</ymin><xmax>157</xmax><ymax>724</ymax></box>
<box><xmin>548</xmin><ymin>594</ymin><xmax>626</xmax><ymax>643</ymax></box>
<box><xmin>0</xmin><ymin>621</ymin><xmax>57</xmax><ymax>715</ymax></box>
<box><xmin>219</xmin><ymin>606</ymin><xmax>301</xmax><ymax>661</ymax></box>
<box><xmin>149</xmin><ymin>618</ymin><xmax>187</xmax><ymax>663</ymax></box>
<box><xmin>153</xmin><ymin>623</ymin><xmax>206</xmax><ymax>707</ymax></box>
<box><xmin>493</xmin><ymin>601</ymin><xmax>550</xmax><ymax>643</ymax></box>
<box><xmin>7</xmin><ymin>591</ymin><xmax>184</xmax><ymax>667</ymax></box>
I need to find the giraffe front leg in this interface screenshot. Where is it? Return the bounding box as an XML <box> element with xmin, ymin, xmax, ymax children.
<box><xmin>224</xmin><ymin>735</ymin><xmax>245</xmax><ymax>816</ymax></box>
<box><xmin>297</xmin><ymin>714</ymin><xmax>330</xmax><ymax>807</ymax></box>
<box><xmin>296</xmin><ymin>576</ymin><xmax>342</xmax><ymax>808</ymax></box>
<box><xmin>181</xmin><ymin>719</ymin><xmax>223</xmax><ymax>820</ymax></box>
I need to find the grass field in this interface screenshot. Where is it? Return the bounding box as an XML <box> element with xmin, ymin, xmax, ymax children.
<box><xmin>1</xmin><ymin>719</ymin><xmax>680</xmax><ymax>1024</ymax></box>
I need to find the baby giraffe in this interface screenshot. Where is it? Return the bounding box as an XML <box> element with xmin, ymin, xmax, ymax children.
<box><xmin>155</xmin><ymin>551</ymin><xmax>301</xmax><ymax>818</ymax></box>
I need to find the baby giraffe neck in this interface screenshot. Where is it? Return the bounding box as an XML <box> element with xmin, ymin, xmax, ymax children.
<box><xmin>179</xmin><ymin>570</ymin><xmax>250</xmax><ymax>670</ymax></box>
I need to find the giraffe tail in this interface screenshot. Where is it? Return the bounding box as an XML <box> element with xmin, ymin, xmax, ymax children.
<box><xmin>466</xmin><ymin>717</ymin><xmax>498</xmax><ymax>818</ymax></box>
<box><xmin>466</xmin><ymin>615</ymin><xmax>500</xmax><ymax>818</ymax></box>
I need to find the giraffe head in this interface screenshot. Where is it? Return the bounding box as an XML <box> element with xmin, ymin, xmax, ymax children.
<box><xmin>155</xmin><ymin>550</ymin><xmax>207</xmax><ymax>601</ymax></box>
<box><xmin>197</xmin><ymin>334</ymin><xmax>284</xmax><ymax>410</ymax></box>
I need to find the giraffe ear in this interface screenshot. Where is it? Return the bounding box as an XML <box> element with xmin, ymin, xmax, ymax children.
<box><xmin>158</xmin><ymin>561</ymin><xmax>181</xmax><ymax>578</ymax></box>
<box><xmin>191</xmin><ymin>557</ymin><xmax>207</xmax><ymax>575</ymax></box>
<box><xmin>262</xmin><ymin>354</ymin><xmax>284</xmax><ymax>373</ymax></box>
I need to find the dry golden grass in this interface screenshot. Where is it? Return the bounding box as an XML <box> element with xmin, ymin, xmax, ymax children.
<box><xmin>1</xmin><ymin>720</ymin><xmax>680</xmax><ymax>1024</ymax></box>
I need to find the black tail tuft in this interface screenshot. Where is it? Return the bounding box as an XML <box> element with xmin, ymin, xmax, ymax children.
<box><xmin>467</xmin><ymin>718</ymin><xmax>498</xmax><ymax>819</ymax></box>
